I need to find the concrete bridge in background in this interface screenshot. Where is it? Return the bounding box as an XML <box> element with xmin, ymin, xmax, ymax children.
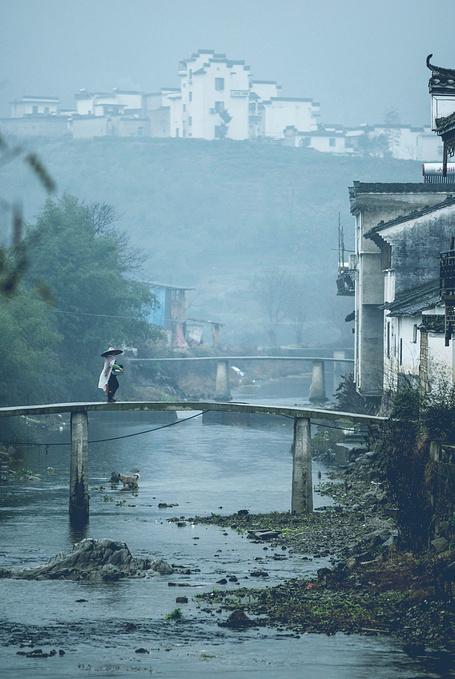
<box><xmin>129</xmin><ymin>353</ymin><xmax>354</xmax><ymax>402</ymax></box>
<box><xmin>0</xmin><ymin>400</ymin><xmax>384</xmax><ymax>529</ymax></box>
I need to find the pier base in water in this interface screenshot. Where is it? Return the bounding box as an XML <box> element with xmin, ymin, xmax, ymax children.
<box><xmin>291</xmin><ymin>417</ymin><xmax>313</xmax><ymax>513</ymax></box>
<box><xmin>309</xmin><ymin>360</ymin><xmax>327</xmax><ymax>403</ymax></box>
<box><xmin>69</xmin><ymin>411</ymin><xmax>89</xmax><ymax>527</ymax></box>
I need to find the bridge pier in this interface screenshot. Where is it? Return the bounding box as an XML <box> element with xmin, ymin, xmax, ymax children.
<box><xmin>215</xmin><ymin>359</ymin><xmax>231</xmax><ymax>401</ymax></box>
<box><xmin>332</xmin><ymin>350</ymin><xmax>346</xmax><ymax>396</ymax></box>
<box><xmin>291</xmin><ymin>417</ymin><xmax>313</xmax><ymax>513</ymax></box>
<box><xmin>69</xmin><ymin>411</ymin><xmax>89</xmax><ymax>527</ymax></box>
<box><xmin>309</xmin><ymin>360</ymin><xmax>327</xmax><ymax>403</ymax></box>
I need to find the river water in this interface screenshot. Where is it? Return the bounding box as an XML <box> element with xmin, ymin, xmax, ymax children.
<box><xmin>0</xmin><ymin>377</ymin><xmax>453</xmax><ymax>678</ymax></box>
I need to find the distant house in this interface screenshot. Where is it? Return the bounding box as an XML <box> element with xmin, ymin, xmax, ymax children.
<box><xmin>283</xmin><ymin>122</ymin><xmax>443</xmax><ymax>160</ymax></box>
<box><xmin>0</xmin><ymin>95</ymin><xmax>70</xmax><ymax>138</ymax></box>
<box><xmin>75</xmin><ymin>89</ymin><xmax>144</xmax><ymax>116</ymax></box>
<box><xmin>178</xmin><ymin>49</ymin><xmax>251</xmax><ymax>140</ymax></box>
<box><xmin>10</xmin><ymin>95</ymin><xmax>60</xmax><ymax>117</ymax></box>
<box><xmin>147</xmin><ymin>282</ymin><xmax>195</xmax><ymax>350</ymax></box>
<box><xmin>261</xmin><ymin>98</ymin><xmax>319</xmax><ymax>140</ymax></box>
<box><xmin>285</xmin><ymin>125</ymin><xmax>349</xmax><ymax>153</ymax></box>
<box><xmin>144</xmin><ymin>88</ymin><xmax>181</xmax><ymax>137</ymax></box>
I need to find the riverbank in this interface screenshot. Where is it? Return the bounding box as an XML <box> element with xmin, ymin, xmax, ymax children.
<box><xmin>188</xmin><ymin>451</ymin><xmax>455</xmax><ymax>652</ymax></box>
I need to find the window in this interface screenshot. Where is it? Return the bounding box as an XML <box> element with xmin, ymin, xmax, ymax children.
<box><xmin>329</xmin><ymin>137</ymin><xmax>336</xmax><ymax>147</ymax></box>
<box><xmin>32</xmin><ymin>105</ymin><xmax>38</xmax><ymax>114</ymax></box>
<box><xmin>183</xmin><ymin>104</ymin><xmax>186</xmax><ymax>112</ymax></box>
<box><xmin>412</xmin><ymin>324</ymin><xmax>418</xmax><ymax>343</ymax></box>
<box><xmin>188</xmin><ymin>116</ymin><xmax>192</xmax><ymax>126</ymax></box>
<box><xmin>386</xmin><ymin>321</ymin><xmax>390</xmax><ymax>359</ymax></box>
<box><xmin>399</xmin><ymin>338</ymin><xmax>403</xmax><ymax>366</ymax></box>
<box><xmin>214</xmin><ymin>101</ymin><xmax>225</xmax><ymax>113</ymax></box>
<box><xmin>215</xmin><ymin>124</ymin><xmax>227</xmax><ymax>139</ymax></box>
<box><xmin>215</xmin><ymin>77</ymin><xmax>225</xmax><ymax>91</ymax></box>
<box><xmin>189</xmin><ymin>92</ymin><xmax>192</xmax><ymax>102</ymax></box>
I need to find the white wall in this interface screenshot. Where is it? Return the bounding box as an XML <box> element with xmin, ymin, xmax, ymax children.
<box><xmin>11</xmin><ymin>99</ymin><xmax>59</xmax><ymax>117</ymax></box>
<box><xmin>71</xmin><ymin>115</ymin><xmax>149</xmax><ymax>138</ymax></box>
<box><xmin>71</xmin><ymin>116</ymin><xmax>110</xmax><ymax>138</ymax></box>
<box><xmin>181</xmin><ymin>54</ymin><xmax>249</xmax><ymax>140</ymax></box>
<box><xmin>250</xmin><ymin>81</ymin><xmax>279</xmax><ymax>101</ymax></box>
<box><xmin>300</xmin><ymin>133</ymin><xmax>348</xmax><ymax>154</ymax></box>
<box><xmin>432</xmin><ymin>95</ymin><xmax>455</xmax><ymax>129</ymax></box>
<box><xmin>263</xmin><ymin>98</ymin><xmax>318</xmax><ymax>138</ymax></box>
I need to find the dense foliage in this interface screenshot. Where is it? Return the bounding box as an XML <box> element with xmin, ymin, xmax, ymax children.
<box><xmin>0</xmin><ymin>195</ymin><xmax>158</xmax><ymax>405</ymax></box>
<box><xmin>377</xmin><ymin>382</ymin><xmax>455</xmax><ymax>551</ymax></box>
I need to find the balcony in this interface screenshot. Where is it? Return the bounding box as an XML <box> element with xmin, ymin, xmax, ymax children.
<box><xmin>336</xmin><ymin>267</ymin><xmax>355</xmax><ymax>296</ymax></box>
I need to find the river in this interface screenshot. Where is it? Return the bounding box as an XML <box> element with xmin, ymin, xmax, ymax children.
<box><xmin>0</xmin><ymin>377</ymin><xmax>453</xmax><ymax>678</ymax></box>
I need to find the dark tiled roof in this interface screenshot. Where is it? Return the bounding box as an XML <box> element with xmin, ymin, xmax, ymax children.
<box><xmin>364</xmin><ymin>196</ymin><xmax>455</xmax><ymax>238</ymax></box>
<box><xmin>427</xmin><ymin>54</ymin><xmax>455</xmax><ymax>95</ymax></box>
<box><xmin>382</xmin><ymin>280</ymin><xmax>441</xmax><ymax>316</ymax></box>
<box><xmin>350</xmin><ymin>181</ymin><xmax>454</xmax><ymax>195</ymax></box>
<box><xmin>435</xmin><ymin>111</ymin><xmax>455</xmax><ymax>136</ymax></box>
<box><xmin>15</xmin><ymin>95</ymin><xmax>59</xmax><ymax>102</ymax></box>
<box><xmin>270</xmin><ymin>97</ymin><xmax>313</xmax><ymax>103</ymax></box>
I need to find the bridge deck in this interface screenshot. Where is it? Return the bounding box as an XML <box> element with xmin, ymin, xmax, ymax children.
<box><xmin>0</xmin><ymin>401</ymin><xmax>387</xmax><ymax>425</ymax></box>
<box><xmin>129</xmin><ymin>356</ymin><xmax>354</xmax><ymax>363</ymax></box>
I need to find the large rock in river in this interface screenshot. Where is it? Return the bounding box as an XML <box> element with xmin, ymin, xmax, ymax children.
<box><xmin>0</xmin><ymin>538</ymin><xmax>174</xmax><ymax>582</ymax></box>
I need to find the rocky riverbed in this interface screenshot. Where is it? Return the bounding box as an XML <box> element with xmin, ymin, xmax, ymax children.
<box><xmin>178</xmin><ymin>450</ymin><xmax>455</xmax><ymax>651</ymax></box>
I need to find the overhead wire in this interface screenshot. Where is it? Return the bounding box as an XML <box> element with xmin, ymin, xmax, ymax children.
<box><xmin>5</xmin><ymin>410</ymin><xmax>208</xmax><ymax>448</ymax></box>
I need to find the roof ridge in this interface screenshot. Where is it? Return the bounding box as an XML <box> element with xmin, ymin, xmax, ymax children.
<box><xmin>366</xmin><ymin>195</ymin><xmax>455</xmax><ymax>237</ymax></box>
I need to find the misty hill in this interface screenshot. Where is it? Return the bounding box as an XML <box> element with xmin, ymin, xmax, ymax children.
<box><xmin>1</xmin><ymin>138</ymin><xmax>422</xmax><ymax>346</ymax></box>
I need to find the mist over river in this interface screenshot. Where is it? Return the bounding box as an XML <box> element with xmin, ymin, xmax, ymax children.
<box><xmin>0</xmin><ymin>379</ymin><xmax>452</xmax><ymax>678</ymax></box>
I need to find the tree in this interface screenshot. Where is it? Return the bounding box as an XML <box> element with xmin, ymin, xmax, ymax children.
<box><xmin>0</xmin><ymin>192</ymin><xmax>161</xmax><ymax>406</ymax></box>
<box><xmin>252</xmin><ymin>270</ymin><xmax>305</xmax><ymax>347</ymax></box>
<box><xmin>0</xmin><ymin>291</ymin><xmax>61</xmax><ymax>405</ymax></box>
<box><xmin>19</xmin><ymin>195</ymin><xmax>158</xmax><ymax>401</ymax></box>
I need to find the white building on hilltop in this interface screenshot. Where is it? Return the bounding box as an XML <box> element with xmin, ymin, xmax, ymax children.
<box><xmin>10</xmin><ymin>95</ymin><xmax>60</xmax><ymax>117</ymax></box>
<box><xmin>75</xmin><ymin>89</ymin><xmax>143</xmax><ymax>116</ymax></box>
<box><xmin>178</xmin><ymin>50</ymin><xmax>250</xmax><ymax>140</ymax></box>
<box><xmin>261</xmin><ymin>97</ymin><xmax>319</xmax><ymax>139</ymax></box>
<box><xmin>144</xmin><ymin>88</ymin><xmax>183</xmax><ymax>137</ymax></box>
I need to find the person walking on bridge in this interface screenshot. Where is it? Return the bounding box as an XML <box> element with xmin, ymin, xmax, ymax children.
<box><xmin>98</xmin><ymin>347</ymin><xmax>124</xmax><ymax>402</ymax></box>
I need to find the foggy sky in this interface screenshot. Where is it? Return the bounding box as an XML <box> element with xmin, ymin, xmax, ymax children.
<box><xmin>1</xmin><ymin>0</ymin><xmax>454</xmax><ymax>126</ymax></box>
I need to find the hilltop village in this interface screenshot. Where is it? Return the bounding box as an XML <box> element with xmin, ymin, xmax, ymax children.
<box><xmin>2</xmin><ymin>48</ymin><xmax>442</xmax><ymax>162</ymax></box>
